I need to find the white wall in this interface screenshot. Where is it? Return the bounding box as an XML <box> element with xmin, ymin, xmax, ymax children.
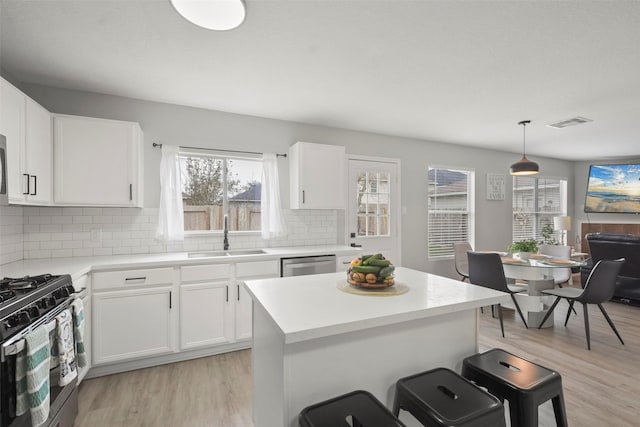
<box><xmin>22</xmin><ymin>83</ymin><xmax>575</xmax><ymax>275</ymax></box>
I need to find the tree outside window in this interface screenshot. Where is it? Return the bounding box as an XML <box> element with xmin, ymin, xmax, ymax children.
<box><xmin>180</xmin><ymin>154</ymin><xmax>262</xmax><ymax>232</ymax></box>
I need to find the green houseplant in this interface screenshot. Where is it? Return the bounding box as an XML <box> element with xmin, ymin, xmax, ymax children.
<box><xmin>508</xmin><ymin>239</ymin><xmax>539</xmax><ymax>255</ymax></box>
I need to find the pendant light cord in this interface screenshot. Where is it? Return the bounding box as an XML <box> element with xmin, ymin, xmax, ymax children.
<box><xmin>518</xmin><ymin>120</ymin><xmax>531</xmax><ymax>157</ymax></box>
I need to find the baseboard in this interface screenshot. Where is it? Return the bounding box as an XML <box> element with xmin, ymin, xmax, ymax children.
<box><xmin>85</xmin><ymin>341</ymin><xmax>251</xmax><ymax>379</ymax></box>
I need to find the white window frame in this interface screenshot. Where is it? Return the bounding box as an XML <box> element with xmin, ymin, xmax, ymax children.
<box><xmin>179</xmin><ymin>148</ymin><xmax>262</xmax><ymax>235</ymax></box>
<box><xmin>512</xmin><ymin>175</ymin><xmax>568</xmax><ymax>243</ymax></box>
<box><xmin>427</xmin><ymin>165</ymin><xmax>475</xmax><ymax>259</ymax></box>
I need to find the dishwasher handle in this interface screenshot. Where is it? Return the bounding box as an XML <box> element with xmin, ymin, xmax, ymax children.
<box><xmin>286</xmin><ymin>260</ymin><xmax>335</xmax><ymax>270</ymax></box>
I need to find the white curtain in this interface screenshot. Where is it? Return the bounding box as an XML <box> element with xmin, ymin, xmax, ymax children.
<box><xmin>156</xmin><ymin>145</ymin><xmax>184</xmax><ymax>241</ymax></box>
<box><xmin>261</xmin><ymin>153</ymin><xmax>287</xmax><ymax>240</ymax></box>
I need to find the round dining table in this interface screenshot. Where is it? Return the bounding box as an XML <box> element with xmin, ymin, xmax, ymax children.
<box><xmin>500</xmin><ymin>254</ymin><xmax>585</xmax><ymax>328</ymax></box>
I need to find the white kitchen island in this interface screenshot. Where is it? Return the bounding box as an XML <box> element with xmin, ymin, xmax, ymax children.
<box><xmin>243</xmin><ymin>267</ymin><xmax>510</xmax><ymax>427</ymax></box>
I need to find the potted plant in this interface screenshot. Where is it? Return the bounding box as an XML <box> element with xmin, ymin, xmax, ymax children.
<box><xmin>508</xmin><ymin>239</ymin><xmax>539</xmax><ymax>259</ymax></box>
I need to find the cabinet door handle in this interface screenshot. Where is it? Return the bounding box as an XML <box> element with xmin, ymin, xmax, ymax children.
<box><xmin>350</xmin><ymin>243</ymin><xmax>362</xmax><ymax>247</ymax></box>
<box><xmin>30</xmin><ymin>175</ymin><xmax>37</xmax><ymax>196</ymax></box>
<box><xmin>23</xmin><ymin>174</ymin><xmax>30</xmax><ymax>195</ymax></box>
<box><xmin>226</xmin><ymin>285</ymin><xmax>229</xmax><ymax>302</ymax></box>
<box><xmin>302</xmin><ymin>190</ymin><xmax>305</xmax><ymax>204</ymax></box>
<box><xmin>237</xmin><ymin>284</ymin><xmax>240</xmax><ymax>301</ymax></box>
<box><xmin>125</xmin><ymin>277</ymin><xmax>146</xmax><ymax>282</ymax></box>
<box><xmin>129</xmin><ymin>184</ymin><xmax>133</xmax><ymax>201</ymax></box>
<box><xmin>169</xmin><ymin>291</ymin><xmax>172</xmax><ymax>309</ymax></box>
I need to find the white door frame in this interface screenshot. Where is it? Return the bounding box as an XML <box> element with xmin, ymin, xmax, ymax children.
<box><xmin>345</xmin><ymin>154</ymin><xmax>402</xmax><ymax>266</ymax></box>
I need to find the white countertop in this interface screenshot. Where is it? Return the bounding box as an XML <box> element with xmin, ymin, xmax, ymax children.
<box><xmin>243</xmin><ymin>266</ymin><xmax>510</xmax><ymax>344</ymax></box>
<box><xmin>0</xmin><ymin>245</ymin><xmax>361</xmax><ymax>280</ymax></box>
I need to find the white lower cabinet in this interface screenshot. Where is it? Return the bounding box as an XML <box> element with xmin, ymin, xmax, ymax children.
<box><xmin>234</xmin><ymin>282</ymin><xmax>253</xmax><ymax>341</ymax></box>
<box><xmin>180</xmin><ymin>282</ymin><xmax>233</xmax><ymax>350</ymax></box>
<box><xmin>90</xmin><ymin>259</ymin><xmax>277</xmax><ymax>374</ymax></box>
<box><xmin>92</xmin><ymin>286</ymin><xmax>175</xmax><ymax>365</ymax></box>
<box><xmin>235</xmin><ymin>260</ymin><xmax>280</xmax><ymax>341</ymax></box>
<box><xmin>180</xmin><ymin>264</ymin><xmax>233</xmax><ymax>351</ymax></box>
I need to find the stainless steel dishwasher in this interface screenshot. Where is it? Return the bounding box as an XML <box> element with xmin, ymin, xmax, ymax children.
<box><xmin>280</xmin><ymin>255</ymin><xmax>337</xmax><ymax>277</ymax></box>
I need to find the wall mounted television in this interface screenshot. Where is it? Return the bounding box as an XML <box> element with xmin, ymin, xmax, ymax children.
<box><xmin>585</xmin><ymin>163</ymin><xmax>640</xmax><ymax>214</ymax></box>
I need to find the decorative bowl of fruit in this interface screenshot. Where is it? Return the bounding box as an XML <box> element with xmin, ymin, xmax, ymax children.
<box><xmin>346</xmin><ymin>253</ymin><xmax>395</xmax><ymax>289</ymax></box>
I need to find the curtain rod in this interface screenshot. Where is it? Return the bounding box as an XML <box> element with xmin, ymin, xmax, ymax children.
<box><xmin>152</xmin><ymin>142</ymin><xmax>287</xmax><ymax>158</ymax></box>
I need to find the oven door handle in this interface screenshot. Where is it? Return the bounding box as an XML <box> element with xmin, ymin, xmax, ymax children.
<box><xmin>2</xmin><ymin>318</ymin><xmax>57</xmax><ymax>360</ymax></box>
<box><xmin>1</xmin><ymin>297</ymin><xmax>73</xmax><ymax>362</ymax></box>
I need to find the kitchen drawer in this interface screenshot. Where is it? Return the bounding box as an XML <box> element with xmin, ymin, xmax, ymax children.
<box><xmin>93</xmin><ymin>267</ymin><xmax>174</xmax><ymax>290</ymax></box>
<box><xmin>181</xmin><ymin>264</ymin><xmax>231</xmax><ymax>282</ymax></box>
<box><xmin>236</xmin><ymin>260</ymin><xmax>279</xmax><ymax>278</ymax></box>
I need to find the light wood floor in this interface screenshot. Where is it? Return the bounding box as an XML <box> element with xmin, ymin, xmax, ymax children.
<box><xmin>75</xmin><ymin>297</ymin><xmax>640</xmax><ymax>427</ymax></box>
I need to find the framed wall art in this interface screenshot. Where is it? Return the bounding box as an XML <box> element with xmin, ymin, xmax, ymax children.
<box><xmin>486</xmin><ymin>173</ymin><xmax>505</xmax><ymax>200</ymax></box>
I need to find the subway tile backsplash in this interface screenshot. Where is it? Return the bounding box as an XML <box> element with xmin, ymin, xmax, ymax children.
<box><xmin>14</xmin><ymin>207</ymin><xmax>338</xmax><ymax>260</ymax></box>
<box><xmin>0</xmin><ymin>206</ymin><xmax>24</xmax><ymax>265</ymax></box>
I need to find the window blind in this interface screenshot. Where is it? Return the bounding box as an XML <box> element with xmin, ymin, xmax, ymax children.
<box><xmin>428</xmin><ymin>167</ymin><xmax>474</xmax><ymax>258</ymax></box>
<box><xmin>512</xmin><ymin>176</ymin><xmax>567</xmax><ymax>242</ymax></box>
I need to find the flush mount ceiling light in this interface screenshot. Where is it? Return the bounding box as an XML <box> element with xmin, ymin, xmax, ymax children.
<box><xmin>510</xmin><ymin>120</ymin><xmax>540</xmax><ymax>176</ymax></box>
<box><xmin>170</xmin><ymin>0</ymin><xmax>246</xmax><ymax>31</ymax></box>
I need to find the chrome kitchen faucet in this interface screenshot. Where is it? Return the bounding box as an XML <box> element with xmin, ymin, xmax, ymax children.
<box><xmin>223</xmin><ymin>214</ymin><xmax>230</xmax><ymax>250</ymax></box>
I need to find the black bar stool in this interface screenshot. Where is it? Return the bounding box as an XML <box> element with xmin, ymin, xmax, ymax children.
<box><xmin>392</xmin><ymin>367</ymin><xmax>506</xmax><ymax>427</ymax></box>
<box><xmin>462</xmin><ymin>348</ymin><xmax>568</xmax><ymax>427</ymax></box>
<box><xmin>299</xmin><ymin>390</ymin><xmax>406</xmax><ymax>427</ymax></box>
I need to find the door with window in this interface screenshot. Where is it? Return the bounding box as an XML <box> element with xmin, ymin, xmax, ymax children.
<box><xmin>347</xmin><ymin>158</ymin><xmax>401</xmax><ymax>264</ymax></box>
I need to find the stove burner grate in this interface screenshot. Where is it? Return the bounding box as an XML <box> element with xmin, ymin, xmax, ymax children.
<box><xmin>0</xmin><ymin>274</ymin><xmax>54</xmax><ymax>292</ymax></box>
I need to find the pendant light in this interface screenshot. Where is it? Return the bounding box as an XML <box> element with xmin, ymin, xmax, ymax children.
<box><xmin>170</xmin><ymin>0</ymin><xmax>246</xmax><ymax>31</ymax></box>
<box><xmin>510</xmin><ymin>120</ymin><xmax>539</xmax><ymax>175</ymax></box>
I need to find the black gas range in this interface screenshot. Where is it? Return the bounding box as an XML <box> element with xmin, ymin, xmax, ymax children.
<box><xmin>0</xmin><ymin>273</ymin><xmax>78</xmax><ymax>427</ymax></box>
<box><xmin>0</xmin><ymin>274</ymin><xmax>75</xmax><ymax>342</ymax></box>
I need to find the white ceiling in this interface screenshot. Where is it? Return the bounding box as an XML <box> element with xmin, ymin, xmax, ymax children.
<box><xmin>2</xmin><ymin>0</ymin><xmax>640</xmax><ymax>161</ymax></box>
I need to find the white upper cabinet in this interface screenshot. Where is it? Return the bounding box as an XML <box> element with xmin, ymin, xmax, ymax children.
<box><xmin>289</xmin><ymin>141</ymin><xmax>346</xmax><ymax>209</ymax></box>
<box><xmin>0</xmin><ymin>77</ymin><xmax>52</xmax><ymax>205</ymax></box>
<box><xmin>0</xmin><ymin>78</ymin><xmax>25</xmax><ymax>202</ymax></box>
<box><xmin>53</xmin><ymin>114</ymin><xmax>143</xmax><ymax>207</ymax></box>
<box><xmin>24</xmin><ymin>98</ymin><xmax>52</xmax><ymax>204</ymax></box>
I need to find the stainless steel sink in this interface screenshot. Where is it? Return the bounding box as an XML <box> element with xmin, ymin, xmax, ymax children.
<box><xmin>188</xmin><ymin>251</ymin><xmax>228</xmax><ymax>258</ymax></box>
<box><xmin>225</xmin><ymin>249</ymin><xmax>266</xmax><ymax>256</ymax></box>
<box><xmin>188</xmin><ymin>249</ymin><xmax>266</xmax><ymax>258</ymax></box>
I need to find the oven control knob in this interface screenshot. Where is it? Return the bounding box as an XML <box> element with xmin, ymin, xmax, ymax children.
<box><xmin>48</xmin><ymin>296</ymin><xmax>57</xmax><ymax>307</ymax></box>
<box><xmin>36</xmin><ymin>299</ymin><xmax>49</xmax><ymax>309</ymax></box>
<box><xmin>27</xmin><ymin>306</ymin><xmax>40</xmax><ymax>319</ymax></box>
<box><xmin>4</xmin><ymin>315</ymin><xmax>18</xmax><ymax>328</ymax></box>
<box><xmin>18</xmin><ymin>311</ymin><xmax>30</xmax><ymax>325</ymax></box>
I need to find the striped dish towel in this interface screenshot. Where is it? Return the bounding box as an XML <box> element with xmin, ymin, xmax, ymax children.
<box><xmin>15</xmin><ymin>322</ymin><xmax>52</xmax><ymax>426</ymax></box>
<box><xmin>55</xmin><ymin>310</ymin><xmax>77</xmax><ymax>386</ymax></box>
<box><xmin>71</xmin><ymin>298</ymin><xmax>87</xmax><ymax>368</ymax></box>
